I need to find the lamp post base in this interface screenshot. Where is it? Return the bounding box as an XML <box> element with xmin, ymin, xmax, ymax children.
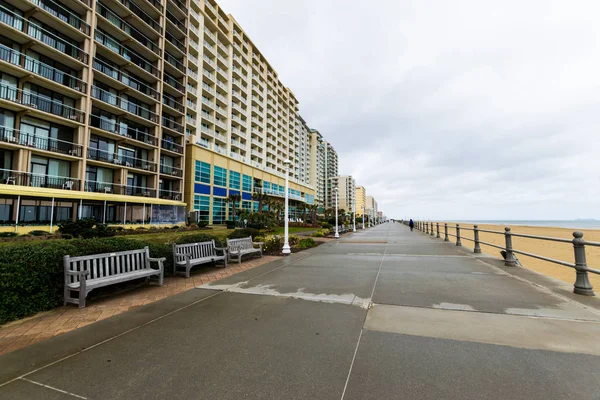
<box><xmin>334</xmin><ymin>232</ymin><xmax>340</xmax><ymax>239</ymax></box>
<box><xmin>282</xmin><ymin>243</ymin><xmax>291</xmax><ymax>255</ymax></box>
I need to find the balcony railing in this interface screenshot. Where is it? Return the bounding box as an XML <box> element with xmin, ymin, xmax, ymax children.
<box><xmin>196</xmin><ymin>138</ymin><xmax>210</xmax><ymax>149</ymax></box>
<box><xmin>89</xmin><ymin>114</ymin><xmax>157</xmax><ymax>146</ymax></box>
<box><xmin>0</xmin><ymin>84</ymin><xmax>84</xmax><ymax>122</ymax></box>
<box><xmin>117</xmin><ymin>0</ymin><xmax>161</xmax><ymax>34</ymax></box>
<box><xmin>164</xmin><ymin>52</ymin><xmax>185</xmax><ymax>73</ymax></box>
<box><xmin>95</xmin><ymin>30</ymin><xmax>158</xmax><ymax>77</ymax></box>
<box><xmin>162</xmin><ymin>118</ymin><xmax>184</xmax><ymax>134</ymax></box>
<box><xmin>0</xmin><ymin>127</ymin><xmax>82</xmax><ymax>156</ymax></box>
<box><xmin>165</xmin><ymin>10</ymin><xmax>186</xmax><ymax>33</ymax></box>
<box><xmin>171</xmin><ymin>0</ymin><xmax>187</xmax><ymax>13</ymax></box>
<box><xmin>93</xmin><ymin>58</ymin><xmax>158</xmax><ymax>100</ymax></box>
<box><xmin>0</xmin><ymin>44</ymin><xmax>86</xmax><ymax>93</ymax></box>
<box><xmin>87</xmin><ymin>147</ymin><xmax>157</xmax><ymax>172</ymax></box>
<box><xmin>163</xmin><ymin>95</ymin><xmax>184</xmax><ymax>113</ymax></box>
<box><xmin>159</xmin><ymin>189</ymin><xmax>182</xmax><ymax>201</ymax></box>
<box><xmin>0</xmin><ymin>5</ymin><xmax>88</xmax><ymax>63</ymax></box>
<box><xmin>165</xmin><ymin>31</ymin><xmax>186</xmax><ymax>53</ymax></box>
<box><xmin>92</xmin><ymin>86</ymin><xmax>157</xmax><ymax>122</ymax></box>
<box><xmin>160</xmin><ymin>164</ymin><xmax>183</xmax><ymax>177</ymax></box>
<box><xmin>163</xmin><ymin>73</ymin><xmax>185</xmax><ymax>93</ymax></box>
<box><xmin>161</xmin><ymin>139</ymin><xmax>183</xmax><ymax>154</ymax></box>
<box><xmin>0</xmin><ymin>169</ymin><xmax>80</xmax><ymax>190</ymax></box>
<box><xmin>97</xmin><ymin>3</ymin><xmax>160</xmax><ymax>55</ymax></box>
<box><xmin>29</xmin><ymin>0</ymin><xmax>90</xmax><ymax>35</ymax></box>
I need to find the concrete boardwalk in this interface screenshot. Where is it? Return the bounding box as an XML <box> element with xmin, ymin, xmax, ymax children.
<box><xmin>1</xmin><ymin>224</ymin><xmax>600</xmax><ymax>399</ymax></box>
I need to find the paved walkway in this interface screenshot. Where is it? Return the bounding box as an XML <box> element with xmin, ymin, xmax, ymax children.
<box><xmin>0</xmin><ymin>256</ymin><xmax>279</xmax><ymax>356</ymax></box>
<box><xmin>1</xmin><ymin>224</ymin><xmax>599</xmax><ymax>399</ymax></box>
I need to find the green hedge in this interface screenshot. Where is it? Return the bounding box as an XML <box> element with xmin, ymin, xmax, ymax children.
<box><xmin>0</xmin><ymin>237</ymin><xmax>181</xmax><ymax>325</ymax></box>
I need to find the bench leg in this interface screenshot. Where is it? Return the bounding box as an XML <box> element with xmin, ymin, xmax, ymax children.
<box><xmin>158</xmin><ymin>270</ymin><xmax>164</xmax><ymax>286</ymax></box>
<box><xmin>78</xmin><ymin>290</ymin><xmax>86</xmax><ymax>309</ymax></box>
<box><xmin>238</xmin><ymin>253</ymin><xmax>242</xmax><ymax>264</ymax></box>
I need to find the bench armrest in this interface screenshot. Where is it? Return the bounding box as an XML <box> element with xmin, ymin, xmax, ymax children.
<box><xmin>148</xmin><ymin>257</ymin><xmax>166</xmax><ymax>263</ymax></box>
<box><xmin>66</xmin><ymin>270</ymin><xmax>90</xmax><ymax>277</ymax></box>
<box><xmin>252</xmin><ymin>242</ymin><xmax>264</xmax><ymax>250</ymax></box>
<box><xmin>214</xmin><ymin>247</ymin><xmax>228</xmax><ymax>256</ymax></box>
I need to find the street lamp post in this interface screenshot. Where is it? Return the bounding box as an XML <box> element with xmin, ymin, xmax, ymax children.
<box><xmin>352</xmin><ymin>195</ymin><xmax>356</xmax><ymax>232</ymax></box>
<box><xmin>334</xmin><ymin>186</ymin><xmax>339</xmax><ymax>239</ymax></box>
<box><xmin>362</xmin><ymin>205</ymin><xmax>365</xmax><ymax>229</ymax></box>
<box><xmin>282</xmin><ymin>159</ymin><xmax>291</xmax><ymax>254</ymax></box>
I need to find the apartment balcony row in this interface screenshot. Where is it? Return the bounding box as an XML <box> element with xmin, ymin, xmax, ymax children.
<box><xmin>0</xmin><ymin>127</ymin><xmax>82</xmax><ymax>157</ymax></box>
<box><xmin>165</xmin><ymin>9</ymin><xmax>186</xmax><ymax>37</ymax></box>
<box><xmin>93</xmin><ymin>58</ymin><xmax>158</xmax><ymax>101</ymax></box>
<box><xmin>95</xmin><ymin>30</ymin><xmax>159</xmax><ymax>78</ymax></box>
<box><xmin>116</xmin><ymin>0</ymin><xmax>161</xmax><ymax>36</ymax></box>
<box><xmin>164</xmin><ymin>73</ymin><xmax>185</xmax><ymax>94</ymax></box>
<box><xmin>87</xmin><ymin>148</ymin><xmax>157</xmax><ymax>172</ymax></box>
<box><xmin>84</xmin><ymin>181</ymin><xmax>156</xmax><ymax>198</ymax></box>
<box><xmin>0</xmin><ymin>44</ymin><xmax>86</xmax><ymax>94</ymax></box>
<box><xmin>89</xmin><ymin>114</ymin><xmax>158</xmax><ymax>147</ymax></box>
<box><xmin>162</xmin><ymin>117</ymin><xmax>185</xmax><ymax>134</ymax></box>
<box><xmin>91</xmin><ymin>86</ymin><xmax>158</xmax><ymax>123</ymax></box>
<box><xmin>0</xmin><ymin>84</ymin><xmax>84</xmax><ymax>123</ymax></box>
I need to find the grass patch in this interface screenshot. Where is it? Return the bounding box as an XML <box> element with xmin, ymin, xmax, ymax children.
<box><xmin>270</xmin><ymin>227</ymin><xmax>317</xmax><ymax>236</ymax></box>
<box><xmin>127</xmin><ymin>226</ymin><xmax>232</xmax><ymax>245</ymax></box>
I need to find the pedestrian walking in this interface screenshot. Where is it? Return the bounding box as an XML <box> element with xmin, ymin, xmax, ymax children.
<box><xmin>409</xmin><ymin>219</ymin><xmax>414</xmax><ymax>231</ymax></box>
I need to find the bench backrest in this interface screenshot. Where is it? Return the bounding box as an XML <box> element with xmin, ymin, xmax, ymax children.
<box><xmin>64</xmin><ymin>247</ymin><xmax>150</xmax><ymax>285</ymax></box>
<box><xmin>227</xmin><ymin>237</ymin><xmax>253</xmax><ymax>251</ymax></box>
<box><xmin>173</xmin><ymin>240</ymin><xmax>216</xmax><ymax>263</ymax></box>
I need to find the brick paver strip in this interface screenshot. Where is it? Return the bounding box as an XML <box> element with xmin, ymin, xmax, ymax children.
<box><xmin>0</xmin><ymin>256</ymin><xmax>280</xmax><ymax>355</ymax></box>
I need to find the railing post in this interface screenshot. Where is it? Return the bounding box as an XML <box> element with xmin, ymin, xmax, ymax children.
<box><xmin>455</xmin><ymin>224</ymin><xmax>462</xmax><ymax>246</ymax></box>
<box><xmin>444</xmin><ymin>223</ymin><xmax>449</xmax><ymax>242</ymax></box>
<box><xmin>436</xmin><ymin>223</ymin><xmax>440</xmax><ymax>238</ymax></box>
<box><xmin>426</xmin><ymin>222</ymin><xmax>429</xmax><ymax>235</ymax></box>
<box><xmin>504</xmin><ymin>227</ymin><xmax>516</xmax><ymax>267</ymax></box>
<box><xmin>430</xmin><ymin>222</ymin><xmax>435</xmax><ymax>237</ymax></box>
<box><xmin>572</xmin><ymin>231</ymin><xmax>594</xmax><ymax>296</ymax></box>
<box><xmin>473</xmin><ymin>225</ymin><xmax>482</xmax><ymax>253</ymax></box>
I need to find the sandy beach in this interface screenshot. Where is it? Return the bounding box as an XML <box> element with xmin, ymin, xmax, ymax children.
<box><xmin>433</xmin><ymin>223</ymin><xmax>600</xmax><ymax>290</ymax></box>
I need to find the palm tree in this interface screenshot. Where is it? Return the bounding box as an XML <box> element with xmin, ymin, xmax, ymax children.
<box><xmin>227</xmin><ymin>193</ymin><xmax>242</xmax><ymax>221</ymax></box>
<box><xmin>252</xmin><ymin>192</ymin><xmax>268</xmax><ymax>213</ymax></box>
<box><xmin>272</xmin><ymin>201</ymin><xmax>284</xmax><ymax>222</ymax></box>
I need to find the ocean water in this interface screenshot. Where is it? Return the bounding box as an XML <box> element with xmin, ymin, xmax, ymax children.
<box><xmin>456</xmin><ymin>220</ymin><xmax>600</xmax><ymax>230</ymax></box>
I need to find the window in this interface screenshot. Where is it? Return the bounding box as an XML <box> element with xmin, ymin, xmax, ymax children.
<box><xmin>213</xmin><ymin>166</ymin><xmax>227</xmax><ymax>187</ymax></box>
<box><xmin>212</xmin><ymin>197</ymin><xmax>226</xmax><ymax>224</ymax></box>
<box><xmin>193</xmin><ymin>195</ymin><xmax>210</xmax><ymax>221</ymax></box>
<box><xmin>195</xmin><ymin>161</ymin><xmax>210</xmax><ymax>183</ymax></box>
<box><xmin>242</xmin><ymin>200</ymin><xmax>252</xmax><ymax>211</ymax></box>
<box><xmin>229</xmin><ymin>170</ymin><xmax>240</xmax><ymax>190</ymax></box>
<box><xmin>242</xmin><ymin>174</ymin><xmax>252</xmax><ymax>192</ymax></box>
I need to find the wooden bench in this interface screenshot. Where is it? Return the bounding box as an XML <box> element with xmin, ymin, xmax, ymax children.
<box><xmin>64</xmin><ymin>247</ymin><xmax>165</xmax><ymax>308</ymax></box>
<box><xmin>172</xmin><ymin>240</ymin><xmax>227</xmax><ymax>278</ymax></box>
<box><xmin>226</xmin><ymin>237</ymin><xmax>263</xmax><ymax>264</ymax></box>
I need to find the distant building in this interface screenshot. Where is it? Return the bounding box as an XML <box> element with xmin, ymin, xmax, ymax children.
<box><xmin>355</xmin><ymin>186</ymin><xmax>367</xmax><ymax>216</ymax></box>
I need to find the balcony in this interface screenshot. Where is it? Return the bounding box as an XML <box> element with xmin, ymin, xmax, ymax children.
<box><xmin>214</xmin><ymin>145</ymin><xmax>226</xmax><ymax>155</ymax></box>
<box><xmin>161</xmin><ymin>139</ymin><xmax>184</xmax><ymax>154</ymax></box>
<box><xmin>163</xmin><ymin>95</ymin><xmax>185</xmax><ymax>113</ymax></box>
<box><xmin>89</xmin><ymin>114</ymin><xmax>158</xmax><ymax>146</ymax></box>
<box><xmin>116</xmin><ymin>0</ymin><xmax>161</xmax><ymax>35</ymax></box>
<box><xmin>204</xmin><ymin>27</ymin><xmax>216</xmax><ymax>42</ymax></box>
<box><xmin>164</xmin><ymin>52</ymin><xmax>185</xmax><ymax>73</ymax></box>
<box><xmin>163</xmin><ymin>73</ymin><xmax>185</xmax><ymax>94</ymax></box>
<box><xmin>0</xmin><ymin>84</ymin><xmax>84</xmax><ymax>123</ymax></box>
<box><xmin>87</xmin><ymin>147</ymin><xmax>157</xmax><ymax>172</ymax></box>
<box><xmin>0</xmin><ymin>126</ymin><xmax>82</xmax><ymax>156</ymax></box>
<box><xmin>170</xmin><ymin>0</ymin><xmax>188</xmax><ymax>14</ymax></box>
<box><xmin>91</xmin><ymin>86</ymin><xmax>157</xmax><ymax>123</ymax></box>
<box><xmin>0</xmin><ymin>45</ymin><xmax>86</xmax><ymax>94</ymax></box>
<box><xmin>162</xmin><ymin>118</ymin><xmax>184</xmax><ymax>134</ymax></box>
<box><xmin>165</xmin><ymin>9</ymin><xmax>186</xmax><ymax>36</ymax></box>
<box><xmin>0</xmin><ymin>6</ymin><xmax>88</xmax><ymax>63</ymax></box>
<box><xmin>95</xmin><ymin>30</ymin><xmax>159</xmax><ymax>78</ymax></box>
<box><xmin>29</xmin><ymin>0</ymin><xmax>91</xmax><ymax>35</ymax></box>
<box><xmin>165</xmin><ymin>31</ymin><xmax>186</xmax><ymax>54</ymax></box>
<box><xmin>159</xmin><ymin>189</ymin><xmax>182</xmax><ymax>201</ymax></box>
<box><xmin>196</xmin><ymin>137</ymin><xmax>210</xmax><ymax>149</ymax></box>
<box><xmin>160</xmin><ymin>164</ymin><xmax>183</xmax><ymax>177</ymax></box>
<box><xmin>0</xmin><ymin>169</ymin><xmax>80</xmax><ymax>190</ymax></box>
<box><xmin>93</xmin><ymin>58</ymin><xmax>158</xmax><ymax>100</ymax></box>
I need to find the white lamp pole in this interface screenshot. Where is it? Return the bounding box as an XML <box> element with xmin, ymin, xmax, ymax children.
<box><xmin>334</xmin><ymin>186</ymin><xmax>339</xmax><ymax>238</ymax></box>
<box><xmin>352</xmin><ymin>196</ymin><xmax>356</xmax><ymax>232</ymax></box>
<box><xmin>282</xmin><ymin>159</ymin><xmax>291</xmax><ymax>254</ymax></box>
<box><xmin>362</xmin><ymin>205</ymin><xmax>365</xmax><ymax>229</ymax></box>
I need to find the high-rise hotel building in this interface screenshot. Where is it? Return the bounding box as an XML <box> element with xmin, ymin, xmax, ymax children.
<box><xmin>0</xmin><ymin>0</ymin><xmax>335</xmax><ymax>230</ymax></box>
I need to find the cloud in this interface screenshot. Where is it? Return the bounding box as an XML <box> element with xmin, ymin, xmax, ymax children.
<box><xmin>218</xmin><ymin>0</ymin><xmax>600</xmax><ymax>220</ymax></box>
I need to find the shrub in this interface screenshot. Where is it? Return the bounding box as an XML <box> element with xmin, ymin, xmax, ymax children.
<box><xmin>0</xmin><ymin>232</ymin><xmax>18</xmax><ymax>238</ymax></box>
<box><xmin>29</xmin><ymin>230</ymin><xmax>50</xmax><ymax>236</ymax></box>
<box><xmin>260</xmin><ymin>236</ymin><xmax>282</xmax><ymax>253</ymax></box>
<box><xmin>297</xmin><ymin>238</ymin><xmax>316</xmax><ymax>249</ymax></box>
<box><xmin>228</xmin><ymin>228</ymin><xmax>260</xmax><ymax>240</ymax></box>
<box><xmin>321</xmin><ymin>222</ymin><xmax>333</xmax><ymax>230</ymax></box>
<box><xmin>288</xmin><ymin>235</ymin><xmax>300</xmax><ymax>246</ymax></box>
<box><xmin>197</xmin><ymin>220</ymin><xmax>209</xmax><ymax>228</ymax></box>
<box><xmin>136</xmin><ymin>227</ymin><xmax>147</xmax><ymax>231</ymax></box>
<box><xmin>176</xmin><ymin>233</ymin><xmax>224</xmax><ymax>247</ymax></box>
<box><xmin>0</xmin><ymin>237</ymin><xmax>157</xmax><ymax>325</ymax></box>
<box><xmin>57</xmin><ymin>219</ymin><xmax>115</xmax><ymax>238</ymax></box>
<box><xmin>225</xmin><ymin>220</ymin><xmax>236</xmax><ymax>229</ymax></box>
<box><xmin>312</xmin><ymin>231</ymin><xmax>324</xmax><ymax>238</ymax></box>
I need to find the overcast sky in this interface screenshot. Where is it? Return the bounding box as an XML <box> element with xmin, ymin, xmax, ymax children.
<box><xmin>218</xmin><ymin>0</ymin><xmax>600</xmax><ymax>220</ymax></box>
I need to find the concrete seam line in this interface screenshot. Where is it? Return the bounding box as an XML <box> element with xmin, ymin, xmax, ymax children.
<box><xmin>20</xmin><ymin>378</ymin><xmax>88</xmax><ymax>399</ymax></box>
<box><xmin>340</xmin><ymin>329</ymin><xmax>363</xmax><ymax>400</ymax></box>
<box><xmin>0</xmin><ymin>291</ymin><xmax>223</xmax><ymax>388</ymax></box>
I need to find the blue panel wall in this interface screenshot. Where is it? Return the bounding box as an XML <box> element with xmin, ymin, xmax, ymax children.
<box><xmin>194</xmin><ymin>183</ymin><xmax>211</xmax><ymax>195</ymax></box>
<box><xmin>213</xmin><ymin>187</ymin><xmax>227</xmax><ymax>197</ymax></box>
